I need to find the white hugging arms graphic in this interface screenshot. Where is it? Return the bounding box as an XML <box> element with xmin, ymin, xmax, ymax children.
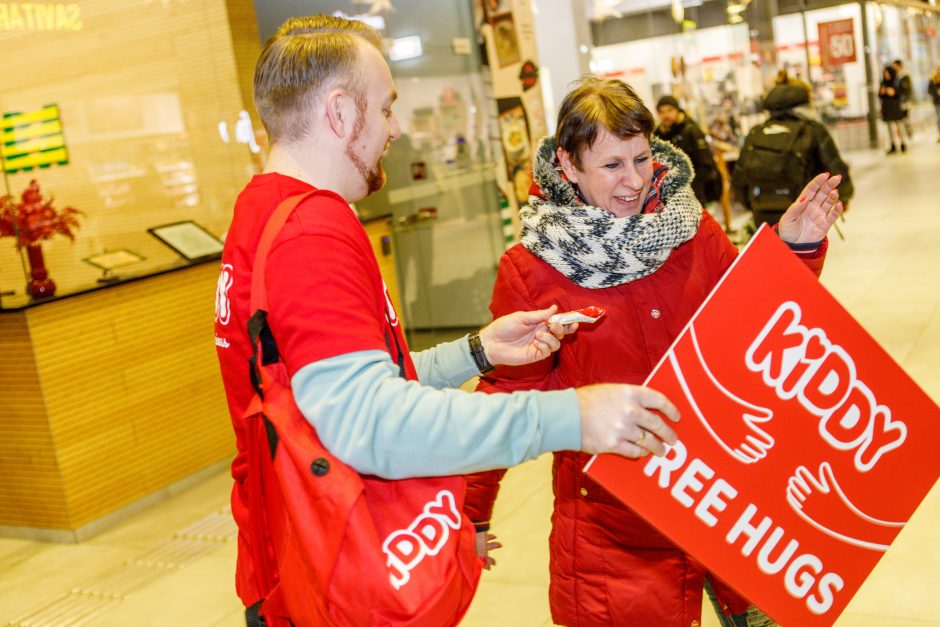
<box><xmin>786</xmin><ymin>462</ymin><xmax>905</xmax><ymax>551</ymax></box>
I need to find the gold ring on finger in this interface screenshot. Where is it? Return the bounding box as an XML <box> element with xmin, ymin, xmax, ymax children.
<box><xmin>635</xmin><ymin>431</ymin><xmax>647</xmax><ymax>447</ymax></box>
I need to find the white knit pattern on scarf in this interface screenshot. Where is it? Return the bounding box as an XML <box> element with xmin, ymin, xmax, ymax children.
<box><xmin>519</xmin><ymin>136</ymin><xmax>703</xmax><ymax>289</ymax></box>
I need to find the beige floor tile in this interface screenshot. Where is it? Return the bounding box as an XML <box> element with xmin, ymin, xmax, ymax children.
<box><xmin>85</xmin><ymin>554</ymin><xmax>241</xmax><ymax>626</ymax></box>
<box><xmin>461</xmin><ymin>581</ymin><xmax>553</xmax><ymax>627</ymax></box>
<box><xmin>486</xmin><ymin>454</ymin><xmax>554</xmax><ymax>525</ymax></box>
<box><xmin>86</xmin><ymin>470</ymin><xmax>232</xmax><ymax>552</ymax></box>
<box><xmin>479</xmin><ymin>483</ymin><xmax>553</xmax><ymax>587</ymax></box>
<box><xmin>211</xmin><ymin>607</ymin><xmax>249</xmax><ymax>626</ymax></box>
<box><xmin>835</xmin><ymin>613</ymin><xmax>939</xmax><ymax>626</ymax></box>
<box><xmin>0</xmin><ymin>543</ymin><xmax>136</xmax><ymax>622</ymax></box>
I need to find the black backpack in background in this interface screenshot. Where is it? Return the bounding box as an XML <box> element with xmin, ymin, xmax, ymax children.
<box><xmin>738</xmin><ymin>120</ymin><xmax>810</xmax><ymax>212</ymax></box>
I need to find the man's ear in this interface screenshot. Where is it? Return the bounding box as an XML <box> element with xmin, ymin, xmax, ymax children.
<box><xmin>324</xmin><ymin>88</ymin><xmax>352</xmax><ymax>139</ymax></box>
<box><xmin>556</xmin><ymin>147</ymin><xmax>579</xmax><ymax>185</ymax></box>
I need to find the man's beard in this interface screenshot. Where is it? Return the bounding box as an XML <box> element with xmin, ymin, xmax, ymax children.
<box><xmin>345</xmin><ymin>95</ymin><xmax>387</xmax><ymax>195</ymax></box>
<box><xmin>347</xmin><ymin>146</ymin><xmax>386</xmax><ymax>194</ymax></box>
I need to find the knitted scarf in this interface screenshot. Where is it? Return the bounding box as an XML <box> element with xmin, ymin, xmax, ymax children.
<box><xmin>519</xmin><ymin>136</ymin><xmax>702</xmax><ymax>289</ymax></box>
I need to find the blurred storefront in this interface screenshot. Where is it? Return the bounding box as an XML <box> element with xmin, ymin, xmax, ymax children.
<box><xmin>583</xmin><ymin>0</ymin><xmax>940</xmax><ymax>150</ymax></box>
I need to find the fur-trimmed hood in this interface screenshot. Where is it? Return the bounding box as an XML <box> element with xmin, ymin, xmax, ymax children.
<box><xmin>532</xmin><ymin>135</ymin><xmax>695</xmax><ymax>208</ymax></box>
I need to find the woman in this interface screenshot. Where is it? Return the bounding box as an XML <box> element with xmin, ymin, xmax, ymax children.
<box><xmin>928</xmin><ymin>64</ymin><xmax>940</xmax><ymax>143</ymax></box>
<box><xmin>879</xmin><ymin>65</ymin><xmax>907</xmax><ymax>154</ymax></box>
<box><xmin>465</xmin><ymin>77</ymin><xmax>843</xmax><ymax>626</ymax></box>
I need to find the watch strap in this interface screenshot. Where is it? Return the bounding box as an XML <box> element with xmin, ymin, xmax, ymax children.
<box><xmin>468</xmin><ymin>333</ymin><xmax>495</xmax><ymax>374</ymax></box>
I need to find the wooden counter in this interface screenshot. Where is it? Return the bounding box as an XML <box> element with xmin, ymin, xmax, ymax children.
<box><xmin>0</xmin><ymin>215</ymin><xmax>402</xmax><ymax>542</ymax></box>
<box><xmin>0</xmin><ymin>261</ymin><xmax>233</xmax><ymax>541</ymax></box>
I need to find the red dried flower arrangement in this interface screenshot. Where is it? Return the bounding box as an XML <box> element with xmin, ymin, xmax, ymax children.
<box><xmin>0</xmin><ymin>179</ymin><xmax>82</xmax><ymax>248</ymax></box>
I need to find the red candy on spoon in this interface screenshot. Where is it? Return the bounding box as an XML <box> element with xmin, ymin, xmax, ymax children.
<box><xmin>548</xmin><ymin>306</ymin><xmax>607</xmax><ymax>325</ymax></box>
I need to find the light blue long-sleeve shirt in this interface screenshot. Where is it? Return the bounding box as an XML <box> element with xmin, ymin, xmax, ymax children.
<box><xmin>290</xmin><ymin>335</ymin><xmax>580</xmax><ymax>479</ymax></box>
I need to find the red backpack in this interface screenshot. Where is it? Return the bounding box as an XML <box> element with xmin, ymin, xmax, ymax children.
<box><xmin>243</xmin><ymin>192</ymin><xmax>482</xmax><ymax>626</ymax></box>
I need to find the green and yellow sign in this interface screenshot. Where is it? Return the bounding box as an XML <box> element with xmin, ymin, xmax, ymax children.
<box><xmin>2</xmin><ymin>104</ymin><xmax>69</xmax><ymax>174</ymax></box>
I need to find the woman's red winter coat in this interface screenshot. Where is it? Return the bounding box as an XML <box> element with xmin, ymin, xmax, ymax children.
<box><xmin>464</xmin><ymin>211</ymin><xmax>826</xmax><ymax>626</ymax></box>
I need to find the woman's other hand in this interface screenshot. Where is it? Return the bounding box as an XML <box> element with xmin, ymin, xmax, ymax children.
<box><xmin>778</xmin><ymin>172</ymin><xmax>844</xmax><ymax>245</ymax></box>
<box><xmin>475</xmin><ymin>531</ymin><xmax>502</xmax><ymax>570</ymax></box>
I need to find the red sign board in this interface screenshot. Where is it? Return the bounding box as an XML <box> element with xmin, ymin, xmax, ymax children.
<box><xmin>818</xmin><ymin>18</ymin><xmax>857</xmax><ymax>67</ymax></box>
<box><xmin>585</xmin><ymin>226</ymin><xmax>940</xmax><ymax>626</ymax></box>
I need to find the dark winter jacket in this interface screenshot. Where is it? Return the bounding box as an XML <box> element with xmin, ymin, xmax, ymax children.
<box><xmin>733</xmin><ymin>84</ymin><xmax>854</xmax><ymax>212</ymax></box>
<box><xmin>464</xmin><ymin>138</ymin><xmax>828</xmax><ymax>626</ymax></box>
<box><xmin>654</xmin><ymin>115</ymin><xmax>722</xmax><ymax>205</ymax></box>
<box><xmin>929</xmin><ymin>78</ymin><xmax>940</xmax><ymax>106</ymax></box>
<box><xmin>898</xmin><ymin>72</ymin><xmax>913</xmax><ymax>111</ymax></box>
<box><xmin>879</xmin><ymin>66</ymin><xmax>906</xmax><ymax>122</ymax></box>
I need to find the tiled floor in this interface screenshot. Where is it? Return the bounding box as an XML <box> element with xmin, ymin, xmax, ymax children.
<box><xmin>3</xmin><ymin>138</ymin><xmax>939</xmax><ymax>626</ymax></box>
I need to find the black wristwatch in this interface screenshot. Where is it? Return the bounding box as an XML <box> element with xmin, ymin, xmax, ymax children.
<box><xmin>468</xmin><ymin>333</ymin><xmax>495</xmax><ymax>374</ymax></box>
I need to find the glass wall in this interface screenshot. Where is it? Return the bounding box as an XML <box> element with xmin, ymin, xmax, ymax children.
<box><xmin>255</xmin><ymin>0</ymin><xmax>509</xmax><ymax>334</ymax></box>
<box><xmin>0</xmin><ymin>1</ymin><xmax>262</xmax><ymax>308</ymax></box>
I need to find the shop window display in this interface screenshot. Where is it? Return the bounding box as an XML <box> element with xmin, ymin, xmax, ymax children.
<box><xmin>773</xmin><ymin>5</ymin><xmax>872</xmax><ymax>149</ymax></box>
<box><xmin>587</xmin><ymin>0</ymin><xmax>939</xmax><ymax>155</ymax></box>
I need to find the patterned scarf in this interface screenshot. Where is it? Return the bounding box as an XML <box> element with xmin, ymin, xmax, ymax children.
<box><xmin>519</xmin><ymin>136</ymin><xmax>702</xmax><ymax>289</ymax></box>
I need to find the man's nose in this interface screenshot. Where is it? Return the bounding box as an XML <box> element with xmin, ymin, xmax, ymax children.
<box><xmin>389</xmin><ymin>114</ymin><xmax>402</xmax><ymax>141</ymax></box>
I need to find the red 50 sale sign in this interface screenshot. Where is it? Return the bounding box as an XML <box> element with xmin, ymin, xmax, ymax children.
<box><xmin>585</xmin><ymin>226</ymin><xmax>940</xmax><ymax>626</ymax></box>
<box><xmin>818</xmin><ymin>18</ymin><xmax>857</xmax><ymax>67</ymax></box>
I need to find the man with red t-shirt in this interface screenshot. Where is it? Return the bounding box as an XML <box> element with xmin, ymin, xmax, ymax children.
<box><xmin>216</xmin><ymin>15</ymin><xmax>685</xmax><ymax>625</ymax></box>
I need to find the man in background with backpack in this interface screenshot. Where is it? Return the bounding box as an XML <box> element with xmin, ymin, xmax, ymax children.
<box><xmin>734</xmin><ymin>81</ymin><xmax>853</xmax><ymax>228</ymax></box>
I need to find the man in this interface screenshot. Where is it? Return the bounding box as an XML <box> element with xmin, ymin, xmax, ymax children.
<box><xmin>653</xmin><ymin>95</ymin><xmax>722</xmax><ymax>206</ymax></box>
<box><xmin>892</xmin><ymin>58</ymin><xmax>914</xmax><ymax>140</ymax></box>
<box><xmin>214</xmin><ymin>15</ymin><xmax>682</xmax><ymax>625</ymax></box>
<box><xmin>733</xmin><ymin>81</ymin><xmax>853</xmax><ymax>228</ymax></box>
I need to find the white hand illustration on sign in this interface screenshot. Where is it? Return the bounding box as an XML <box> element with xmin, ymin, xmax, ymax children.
<box><xmin>669</xmin><ymin>325</ymin><xmax>775</xmax><ymax>464</ymax></box>
<box><xmin>786</xmin><ymin>462</ymin><xmax>905</xmax><ymax>552</ymax></box>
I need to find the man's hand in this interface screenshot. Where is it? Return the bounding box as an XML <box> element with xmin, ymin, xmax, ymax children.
<box><xmin>576</xmin><ymin>384</ymin><xmax>681</xmax><ymax>458</ymax></box>
<box><xmin>777</xmin><ymin>172</ymin><xmax>844</xmax><ymax>244</ymax></box>
<box><xmin>478</xmin><ymin>305</ymin><xmax>577</xmax><ymax>367</ymax></box>
<box><xmin>475</xmin><ymin>531</ymin><xmax>502</xmax><ymax>570</ymax></box>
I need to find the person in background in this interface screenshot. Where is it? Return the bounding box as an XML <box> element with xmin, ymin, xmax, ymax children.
<box><xmin>879</xmin><ymin>64</ymin><xmax>908</xmax><ymax>154</ymax></box>
<box><xmin>465</xmin><ymin>77</ymin><xmax>845</xmax><ymax>627</ymax></box>
<box><xmin>892</xmin><ymin>59</ymin><xmax>915</xmax><ymax>141</ymax></box>
<box><xmin>215</xmin><ymin>15</ymin><xmax>684</xmax><ymax>625</ymax></box>
<box><xmin>653</xmin><ymin>95</ymin><xmax>723</xmax><ymax>206</ymax></box>
<box><xmin>928</xmin><ymin>64</ymin><xmax>940</xmax><ymax>143</ymax></box>
<box><xmin>733</xmin><ymin>80</ymin><xmax>854</xmax><ymax>228</ymax></box>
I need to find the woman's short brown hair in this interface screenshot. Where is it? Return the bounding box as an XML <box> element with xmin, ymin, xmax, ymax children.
<box><xmin>253</xmin><ymin>15</ymin><xmax>383</xmax><ymax>143</ymax></box>
<box><xmin>556</xmin><ymin>77</ymin><xmax>654</xmax><ymax>169</ymax></box>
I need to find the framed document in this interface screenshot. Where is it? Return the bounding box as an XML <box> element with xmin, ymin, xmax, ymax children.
<box><xmin>83</xmin><ymin>249</ymin><xmax>146</xmax><ymax>283</ymax></box>
<box><xmin>148</xmin><ymin>221</ymin><xmax>223</xmax><ymax>261</ymax></box>
<box><xmin>83</xmin><ymin>249</ymin><xmax>145</xmax><ymax>271</ymax></box>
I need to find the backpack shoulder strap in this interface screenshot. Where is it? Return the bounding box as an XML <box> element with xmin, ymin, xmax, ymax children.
<box><xmin>250</xmin><ymin>190</ymin><xmax>323</xmax><ymax>314</ymax></box>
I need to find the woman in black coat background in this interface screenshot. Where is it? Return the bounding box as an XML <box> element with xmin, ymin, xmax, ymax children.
<box><xmin>879</xmin><ymin>65</ymin><xmax>906</xmax><ymax>154</ymax></box>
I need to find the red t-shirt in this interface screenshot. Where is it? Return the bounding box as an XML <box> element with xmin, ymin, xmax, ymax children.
<box><xmin>214</xmin><ymin>172</ymin><xmax>414</xmax><ymax>606</ymax></box>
